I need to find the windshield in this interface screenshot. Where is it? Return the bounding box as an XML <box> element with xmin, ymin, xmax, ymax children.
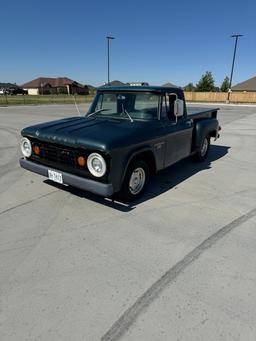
<box><xmin>90</xmin><ymin>92</ymin><xmax>160</xmax><ymax>120</ymax></box>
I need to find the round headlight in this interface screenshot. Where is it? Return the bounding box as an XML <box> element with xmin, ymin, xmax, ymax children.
<box><xmin>87</xmin><ymin>153</ymin><xmax>106</xmax><ymax>177</ymax></box>
<box><xmin>20</xmin><ymin>137</ymin><xmax>32</xmax><ymax>157</ymax></box>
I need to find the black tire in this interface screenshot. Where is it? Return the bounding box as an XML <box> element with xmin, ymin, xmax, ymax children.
<box><xmin>193</xmin><ymin>135</ymin><xmax>210</xmax><ymax>162</ymax></box>
<box><xmin>118</xmin><ymin>160</ymin><xmax>150</xmax><ymax>202</ymax></box>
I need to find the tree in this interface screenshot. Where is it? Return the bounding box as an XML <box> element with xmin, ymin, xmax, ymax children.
<box><xmin>220</xmin><ymin>76</ymin><xmax>230</xmax><ymax>92</ymax></box>
<box><xmin>184</xmin><ymin>83</ymin><xmax>195</xmax><ymax>92</ymax></box>
<box><xmin>196</xmin><ymin>71</ymin><xmax>215</xmax><ymax>92</ymax></box>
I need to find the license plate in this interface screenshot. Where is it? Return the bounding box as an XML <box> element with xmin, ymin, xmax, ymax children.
<box><xmin>48</xmin><ymin>170</ymin><xmax>63</xmax><ymax>184</ymax></box>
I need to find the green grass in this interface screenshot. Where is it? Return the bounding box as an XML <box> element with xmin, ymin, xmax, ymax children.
<box><xmin>0</xmin><ymin>95</ymin><xmax>94</xmax><ymax>106</ymax></box>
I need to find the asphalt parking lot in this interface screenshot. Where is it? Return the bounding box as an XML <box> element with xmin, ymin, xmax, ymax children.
<box><xmin>0</xmin><ymin>103</ymin><xmax>256</xmax><ymax>341</ymax></box>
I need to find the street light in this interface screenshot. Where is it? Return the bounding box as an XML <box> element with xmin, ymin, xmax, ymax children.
<box><xmin>227</xmin><ymin>34</ymin><xmax>243</xmax><ymax>102</ymax></box>
<box><xmin>106</xmin><ymin>36</ymin><xmax>115</xmax><ymax>86</ymax></box>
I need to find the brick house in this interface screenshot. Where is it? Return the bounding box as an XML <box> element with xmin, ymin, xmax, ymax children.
<box><xmin>21</xmin><ymin>77</ymin><xmax>89</xmax><ymax>95</ymax></box>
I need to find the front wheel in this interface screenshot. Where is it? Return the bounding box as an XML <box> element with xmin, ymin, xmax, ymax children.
<box><xmin>193</xmin><ymin>135</ymin><xmax>210</xmax><ymax>162</ymax></box>
<box><xmin>118</xmin><ymin>160</ymin><xmax>149</xmax><ymax>202</ymax></box>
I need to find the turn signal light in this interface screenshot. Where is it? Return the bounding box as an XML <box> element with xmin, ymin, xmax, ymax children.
<box><xmin>33</xmin><ymin>145</ymin><xmax>40</xmax><ymax>155</ymax></box>
<box><xmin>77</xmin><ymin>156</ymin><xmax>86</xmax><ymax>167</ymax></box>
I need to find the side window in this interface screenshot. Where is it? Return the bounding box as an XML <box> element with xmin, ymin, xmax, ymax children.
<box><xmin>168</xmin><ymin>94</ymin><xmax>176</xmax><ymax>121</ymax></box>
<box><xmin>162</xmin><ymin>94</ymin><xmax>176</xmax><ymax>121</ymax></box>
<box><xmin>161</xmin><ymin>94</ymin><xmax>168</xmax><ymax>118</ymax></box>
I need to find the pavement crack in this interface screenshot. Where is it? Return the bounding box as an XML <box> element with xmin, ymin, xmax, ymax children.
<box><xmin>101</xmin><ymin>206</ymin><xmax>256</xmax><ymax>341</ymax></box>
<box><xmin>0</xmin><ymin>190</ymin><xmax>59</xmax><ymax>217</ymax></box>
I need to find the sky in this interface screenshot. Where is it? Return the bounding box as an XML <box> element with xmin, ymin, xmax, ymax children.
<box><xmin>0</xmin><ymin>0</ymin><xmax>255</xmax><ymax>87</ymax></box>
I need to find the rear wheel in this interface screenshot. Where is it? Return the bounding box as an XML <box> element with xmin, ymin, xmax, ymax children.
<box><xmin>119</xmin><ymin>160</ymin><xmax>149</xmax><ymax>202</ymax></box>
<box><xmin>194</xmin><ymin>135</ymin><xmax>210</xmax><ymax>162</ymax></box>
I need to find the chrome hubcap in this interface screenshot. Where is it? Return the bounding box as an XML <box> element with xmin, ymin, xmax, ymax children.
<box><xmin>129</xmin><ymin>167</ymin><xmax>146</xmax><ymax>195</ymax></box>
<box><xmin>201</xmin><ymin>138</ymin><xmax>208</xmax><ymax>156</ymax></box>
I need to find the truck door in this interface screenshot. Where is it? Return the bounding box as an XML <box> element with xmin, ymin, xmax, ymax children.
<box><xmin>162</xmin><ymin>93</ymin><xmax>193</xmax><ymax>167</ymax></box>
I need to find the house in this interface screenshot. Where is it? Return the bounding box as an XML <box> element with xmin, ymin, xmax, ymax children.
<box><xmin>232</xmin><ymin>76</ymin><xmax>256</xmax><ymax>92</ymax></box>
<box><xmin>0</xmin><ymin>82</ymin><xmax>18</xmax><ymax>89</ymax></box>
<box><xmin>21</xmin><ymin>77</ymin><xmax>89</xmax><ymax>95</ymax></box>
<box><xmin>101</xmin><ymin>80</ymin><xmax>127</xmax><ymax>87</ymax></box>
<box><xmin>162</xmin><ymin>82</ymin><xmax>179</xmax><ymax>88</ymax></box>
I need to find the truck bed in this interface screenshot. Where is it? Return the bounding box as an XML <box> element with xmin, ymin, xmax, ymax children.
<box><xmin>187</xmin><ymin>106</ymin><xmax>219</xmax><ymax>120</ymax></box>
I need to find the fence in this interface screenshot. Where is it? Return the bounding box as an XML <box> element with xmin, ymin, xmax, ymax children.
<box><xmin>0</xmin><ymin>94</ymin><xmax>94</xmax><ymax>106</ymax></box>
<box><xmin>184</xmin><ymin>91</ymin><xmax>256</xmax><ymax>103</ymax></box>
<box><xmin>2</xmin><ymin>92</ymin><xmax>256</xmax><ymax>106</ymax></box>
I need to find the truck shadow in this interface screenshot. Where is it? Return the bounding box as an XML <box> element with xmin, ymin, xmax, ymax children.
<box><xmin>44</xmin><ymin>144</ymin><xmax>230</xmax><ymax>212</ymax></box>
<box><xmin>140</xmin><ymin>144</ymin><xmax>230</xmax><ymax>204</ymax></box>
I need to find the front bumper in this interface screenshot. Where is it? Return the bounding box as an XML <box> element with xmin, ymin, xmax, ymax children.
<box><xmin>20</xmin><ymin>158</ymin><xmax>114</xmax><ymax>197</ymax></box>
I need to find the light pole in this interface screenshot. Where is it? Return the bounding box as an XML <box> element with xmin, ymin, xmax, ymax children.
<box><xmin>227</xmin><ymin>34</ymin><xmax>243</xmax><ymax>102</ymax></box>
<box><xmin>106</xmin><ymin>36</ymin><xmax>115</xmax><ymax>86</ymax></box>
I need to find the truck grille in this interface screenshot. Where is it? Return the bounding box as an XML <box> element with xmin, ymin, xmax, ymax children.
<box><xmin>30</xmin><ymin>140</ymin><xmax>87</xmax><ymax>170</ymax></box>
<box><xmin>28</xmin><ymin>139</ymin><xmax>110</xmax><ymax>183</ymax></box>
<box><xmin>40</xmin><ymin>143</ymin><xmax>75</xmax><ymax>166</ymax></box>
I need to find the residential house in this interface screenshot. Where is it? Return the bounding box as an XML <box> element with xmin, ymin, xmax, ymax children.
<box><xmin>101</xmin><ymin>80</ymin><xmax>127</xmax><ymax>87</ymax></box>
<box><xmin>162</xmin><ymin>82</ymin><xmax>179</xmax><ymax>88</ymax></box>
<box><xmin>21</xmin><ymin>77</ymin><xmax>89</xmax><ymax>95</ymax></box>
<box><xmin>232</xmin><ymin>76</ymin><xmax>256</xmax><ymax>92</ymax></box>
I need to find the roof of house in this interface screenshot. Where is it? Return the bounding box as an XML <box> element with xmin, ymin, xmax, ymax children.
<box><xmin>162</xmin><ymin>82</ymin><xmax>179</xmax><ymax>88</ymax></box>
<box><xmin>100</xmin><ymin>80</ymin><xmax>127</xmax><ymax>87</ymax></box>
<box><xmin>21</xmin><ymin>77</ymin><xmax>80</xmax><ymax>88</ymax></box>
<box><xmin>232</xmin><ymin>76</ymin><xmax>256</xmax><ymax>91</ymax></box>
<box><xmin>0</xmin><ymin>82</ymin><xmax>18</xmax><ymax>89</ymax></box>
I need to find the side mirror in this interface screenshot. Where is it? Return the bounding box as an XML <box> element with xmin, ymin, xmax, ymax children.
<box><xmin>174</xmin><ymin>99</ymin><xmax>184</xmax><ymax>121</ymax></box>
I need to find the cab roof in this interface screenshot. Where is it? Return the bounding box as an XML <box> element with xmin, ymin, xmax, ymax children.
<box><xmin>97</xmin><ymin>85</ymin><xmax>183</xmax><ymax>95</ymax></box>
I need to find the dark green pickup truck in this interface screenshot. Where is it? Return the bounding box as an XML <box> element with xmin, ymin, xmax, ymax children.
<box><xmin>20</xmin><ymin>86</ymin><xmax>221</xmax><ymax>201</ymax></box>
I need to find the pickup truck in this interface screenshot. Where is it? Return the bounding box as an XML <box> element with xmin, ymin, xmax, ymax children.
<box><xmin>20</xmin><ymin>86</ymin><xmax>221</xmax><ymax>202</ymax></box>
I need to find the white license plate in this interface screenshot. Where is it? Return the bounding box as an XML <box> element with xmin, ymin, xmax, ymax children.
<box><xmin>48</xmin><ymin>170</ymin><xmax>63</xmax><ymax>184</ymax></box>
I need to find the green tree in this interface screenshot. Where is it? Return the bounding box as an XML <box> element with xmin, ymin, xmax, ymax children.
<box><xmin>184</xmin><ymin>83</ymin><xmax>195</xmax><ymax>92</ymax></box>
<box><xmin>220</xmin><ymin>76</ymin><xmax>230</xmax><ymax>92</ymax></box>
<box><xmin>196</xmin><ymin>71</ymin><xmax>215</xmax><ymax>92</ymax></box>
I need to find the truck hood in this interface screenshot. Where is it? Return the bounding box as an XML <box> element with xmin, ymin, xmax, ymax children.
<box><xmin>21</xmin><ymin>116</ymin><xmax>157</xmax><ymax>151</ymax></box>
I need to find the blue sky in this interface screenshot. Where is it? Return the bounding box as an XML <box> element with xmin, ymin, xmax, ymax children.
<box><xmin>0</xmin><ymin>0</ymin><xmax>255</xmax><ymax>87</ymax></box>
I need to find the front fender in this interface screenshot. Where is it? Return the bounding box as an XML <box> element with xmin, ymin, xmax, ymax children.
<box><xmin>122</xmin><ymin>146</ymin><xmax>155</xmax><ymax>181</ymax></box>
<box><xmin>109</xmin><ymin>146</ymin><xmax>155</xmax><ymax>192</ymax></box>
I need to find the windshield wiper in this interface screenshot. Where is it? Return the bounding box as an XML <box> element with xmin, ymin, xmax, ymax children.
<box><xmin>86</xmin><ymin>108</ymin><xmax>110</xmax><ymax>117</ymax></box>
<box><xmin>121</xmin><ymin>104</ymin><xmax>133</xmax><ymax>123</ymax></box>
